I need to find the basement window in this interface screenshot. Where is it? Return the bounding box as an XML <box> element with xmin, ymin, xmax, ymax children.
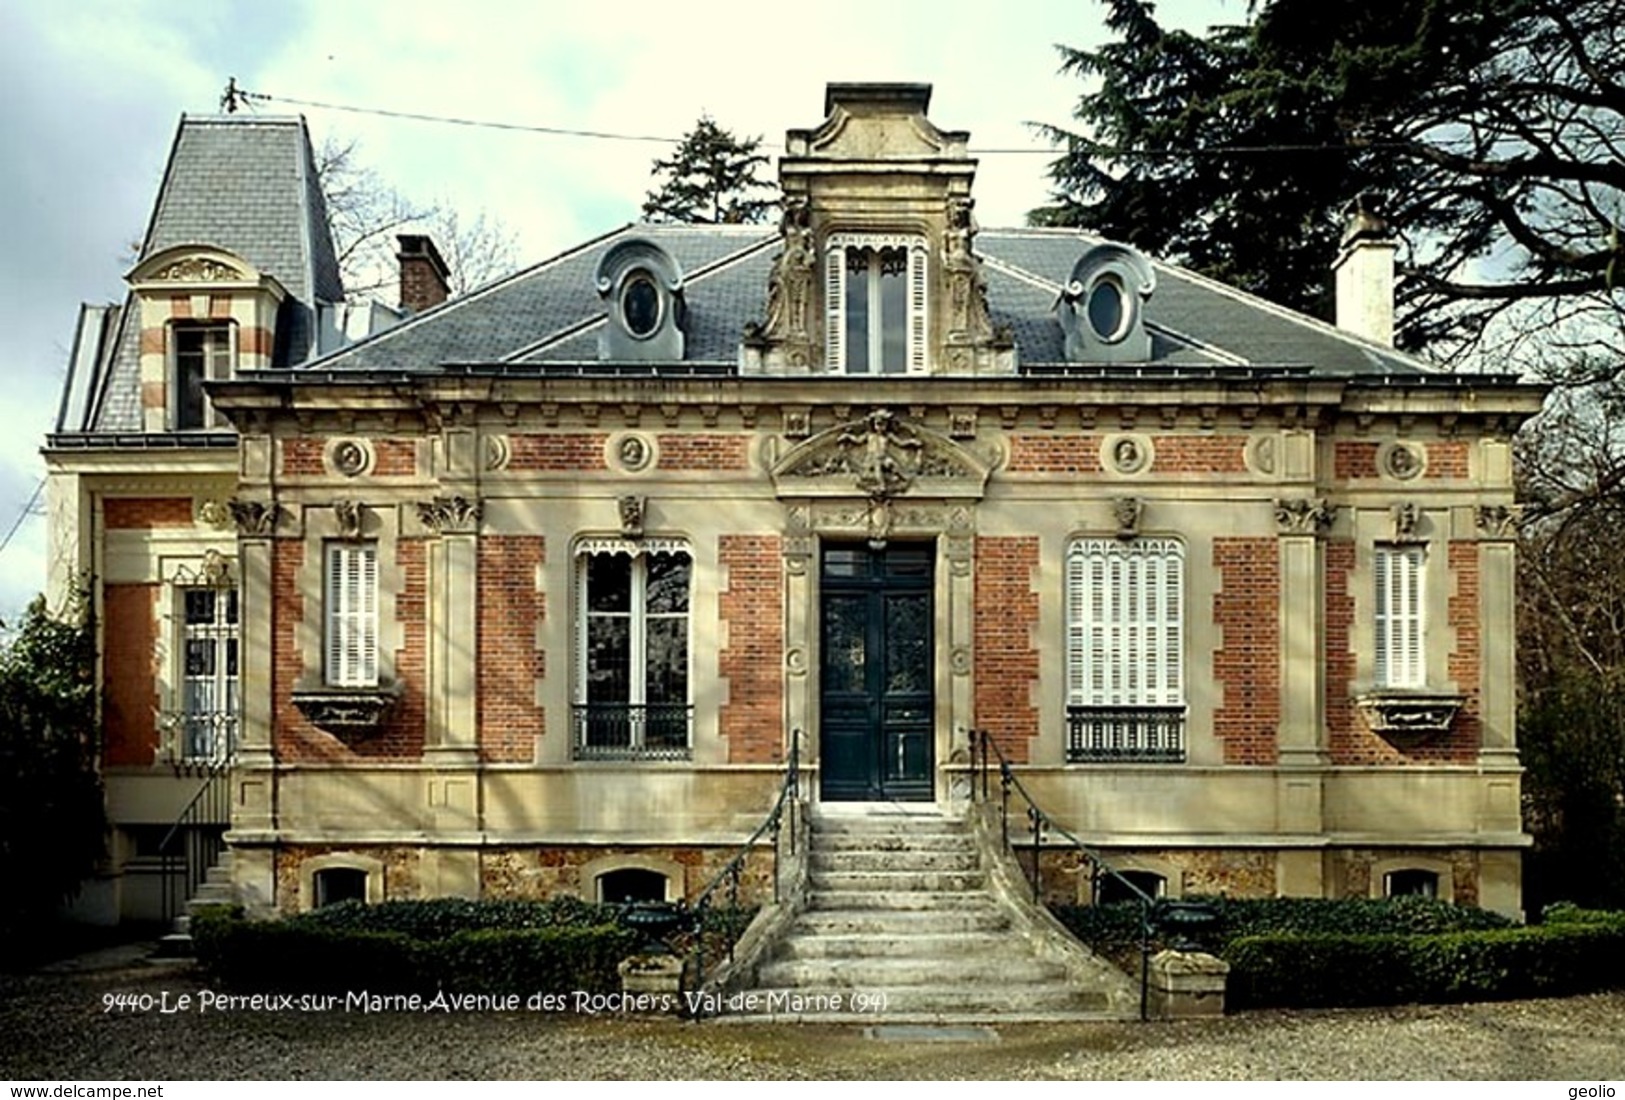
<box><xmin>597</xmin><ymin>868</ymin><xmax>669</xmax><ymax>904</ymax></box>
<box><xmin>1383</xmin><ymin>869</ymin><xmax>1439</xmax><ymax>899</ymax></box>
<box><xmin>314</xmin><ymin>867</ymin><xmax>369</xmax><ymax>907</ymax></box>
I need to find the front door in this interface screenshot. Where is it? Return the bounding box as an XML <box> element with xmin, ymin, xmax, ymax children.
<box><xmin>819</xmin><ymin>542</ymin><xmax>934</xmax><ymax>801</ymax></box>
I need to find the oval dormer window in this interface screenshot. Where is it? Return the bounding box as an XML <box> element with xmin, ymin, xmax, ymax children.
<box><xmin>621</xmin><ymin>273</ymin><xmax>661</xmax><ymax>338</ymax></box>
<box><xmin>1087</xmin><ymin>277</ymin><xmax>1127</xmax><ymax>343</ymax></box>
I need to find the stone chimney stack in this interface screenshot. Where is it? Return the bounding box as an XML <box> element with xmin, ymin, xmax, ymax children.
<box><xmin>1332</xmin><ymin>196</ymin><xmax>1397</xmax><ymax>346</ymax></box>
<box><xmin>397</xmin><ymin>234</ymin><xmax>450</xmax><ymax>313</ymax></box>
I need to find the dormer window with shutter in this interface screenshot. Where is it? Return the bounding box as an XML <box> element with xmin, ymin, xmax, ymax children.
<box><xmin>824</xmin><ymin>233</ymin><xmax>927</xmax><ymax>374</ymax></box>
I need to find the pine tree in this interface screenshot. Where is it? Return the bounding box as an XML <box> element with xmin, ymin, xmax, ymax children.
<box><xmin>642</xmin><ymin>116</ymin><xmax>776</xmax><ymax>225</ymax></box>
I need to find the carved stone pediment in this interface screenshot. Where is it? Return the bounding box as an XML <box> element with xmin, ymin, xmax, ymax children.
<box><xmin>1356</xmin><ymin>691</ymin><xmax>1465</xmax><ymax>747</ymax></box>
<box><xmin>292</xmin><ymin>684</ymin><xmax>403</xmax><ymax>741</ymax></box>
<box><xmin>770</xmin><ymin>409</ymin><xmax>992</xmax><ymax>502</ymax></box>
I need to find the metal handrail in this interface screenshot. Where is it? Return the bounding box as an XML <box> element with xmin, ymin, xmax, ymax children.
<box><xmin>680</xmin><ymin>727</ymin><xmax>800</xmax><ymax>1016</ymax></box>
<box><xmin>158</xmin><ymin>760</ymin><xmax>232</xmax><ymax>928</ymax></box>
<box><xmin>974</xmin><ymin>728</ymin><xmax>1157</xmax><ymax>1020</ymax></box>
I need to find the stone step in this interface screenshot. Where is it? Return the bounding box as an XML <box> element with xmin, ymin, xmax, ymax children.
<box><xmin>805</xmin><ymin>889</ymin><xmax>1003</xmax><ymax>912</ymax></box>
<box><xmin>728</xmin><ymin>984</ymin><xmax>1112</xmax><ymax>1019</ymax></box>
<box><xmin>777</xmin><ymin>931</ymin><xmax>1020</xmax><ymax>959</ymax></box>
<box><xmin>808</xmin><ymin>869</ymin><xmax>987</xmax><ymax>893</ymax></box>
<box><xmin>758</xmin><ymin>953</ymin><xmax>1068</xmax><ymax>989</ymax></box>
<box><xmin>810</xmin><ymin>849</ymin><xmax>981</xmax><ymax>873</ymax></box>
<box><xmin>792</xmin><ymin>908</ymin><xmax>1014</xmax><ymax>936</ymax></box>
<box><xmin>810</xmin><ymin>816</ymin><xmax>967</xmax><ymax>837</ymax></box>
<box><xmin>811</xmin><ymin>832</ymin><xmax>974</xmax><ymax>853</ymax></box>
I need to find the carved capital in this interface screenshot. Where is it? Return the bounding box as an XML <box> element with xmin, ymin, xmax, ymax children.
<box><xmin>227</xmin><ymin>498</ymin><xmax>282</xmax><ymax>537</ymax></box>
<box><xmin>1274</xmin><ymin>497</ymin><xmax>1336</xmax><ymax>536</ymax></box>
<box><xmin>1475</xmin><ymin>503</ymin><xmax>1521</xmax><ymax>540</ymax></box>
<box><xmin>416</xmin><ymin>495</ymin><xmax>482</xmax><ymax>535</ymax></box>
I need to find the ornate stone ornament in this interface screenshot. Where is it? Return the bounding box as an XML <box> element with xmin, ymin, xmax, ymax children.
<box><xmin>416</xmin><ymin>495</ymin><xmax>481</xmax><ymax>535</ymax></box>
<box><xmin>1114</xmin><ymin>497</ymin><xmax>1143</xmax><ymax>540</ymax></box>
<box><xmin>1356</xmin><ymin>692</ymin><xmax>1465</xmax><ymax>746</ymax></box>
<box><xmin>201</xmin><ymin>548</ymin><xmax>232</xmax><ymax>588</ymax></box>
<box><xmin>152</xmin><ymin>256</ymin><xmax>245</xmax><ymax>282</ymax></box>
<box><xmin>1104</xmin><ymin>434</ymin><xmax>1152</xmax><ymax>475</ymax></box>
<box><xmin>1246</xmin><ymin>435</ymin><xmax>1278</xmax><ymax>477</ymax></box>
<box><xmin>331</xmin><ymin>439</ymin><xmax>370</xmax><ymax>478</ymax></box>
<box><xmin>771</xmin><ymin>409</ymin><xmax>992</xmax><ymax>503</ymax></box>
<box><xmin>942</xmin><ymin>197</ymin><xmax>996</xmax><ymax>345</ymax></box>
<box><xmin>618</xmin><ymin>495</ymin><xmax>646</xmax><ymax>538</ymax></box>
<box><xmin>1380</xmin><ymin>441</ymin><xmax>1424</xmax><ymax>481</ymax></box>
<box><xmin>291</xmin><ymin>684</ymin><xmax>403</xmax><ymax>740</ymax></box>
<box><xmin>197</xmin><ymin>499</ymin><xmax>232</xmax><ymax>529</ymax></box>
<box><xmin>1475</xmin><ymin>504</ymin><xmax>1520</xmax><ymax>539</ymax></box>
<box><xmin>610</xmin><ymin>433</ymin><xmax>653</xmax><ymax>473</ymax></box>
<box><xmin>1274</xmin><ymin>497</ymin><xmax>1337</xmax><ymax>535</ymax></box>
<box><xmin>334</xmin><ymin>500</ymin><xmax>366</xmax><ymax>540</ymax></box>
<box><xmin>1391</xmin><ymin>502</ymin><xmax>1422</xmax><ymax>542</ymax></box>
<box><xmin>227</xmin><ymin>498</ymin><xmax>282</xmax><ymax>537</ymax></box>
<box><xmin>484</xmin><ymin>434</ymin><xmax>511</xmax><ymax>472</ymax></box>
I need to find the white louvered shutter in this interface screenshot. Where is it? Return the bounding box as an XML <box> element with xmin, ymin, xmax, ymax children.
<box><xmin>824</xmin><ymin>245</ymin><xmax>845</xmax><ymax>371</ymax></box>
<box><xmin>908</xmin><ymin>243</ymin><xmax>928</xmax><ymax>373</ymax></box>
<box><xmin>1067</xmin><ymin>539</ymin><xmax>1184</xmax><ymax>708</ymax></box>
<box><xmin>1375</xmin><ymin>545</ymin><xmax>1424</xmax><ymax>688</ymax></box>
<box><xmin>326</xmin><ymin>543</ymin><xmax>379</xmax><ymax>687</ymax></box>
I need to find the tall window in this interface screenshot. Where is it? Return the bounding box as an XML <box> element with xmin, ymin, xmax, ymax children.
<box><xmin>173</xmin><ymin>323</ymin><xmax>233</xmax><ymax>429</ymax></box>
<box><xmin>1065</xmin><ymin>538</ymin><xmax>1185</xmax><ymax>762</ymax></box>
<box><xmin>575</xmin><ymin>542</ymin><xmax>691</xmax><ymax>759</ymax></box>
<box><xmin>1374</xmin><ymin>544</ymin><xmax>1424</xmax><ymax>689</ymax></box>
<box><xmin>325</xmin><ymin>542</ymin><xmax>379</xmax><ymax>688</ymax></box>
<box><xmin>179</xmin><ymin>587</ymin><xmax>238</xmax><ymax>761</ymax></box>
<box><xmin>825</xmin><ymin>234</ymin><xmax>927</xmax><ymax>374</ymax></box>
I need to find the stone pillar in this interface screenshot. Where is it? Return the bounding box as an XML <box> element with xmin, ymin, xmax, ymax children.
<box><xmin>1474</xmin><ymin>505</ymin><xmax>1519</xmax><ymax>766</ymax></box>
<box><xmin>227</xmin><ymin>498</ymin><xmax>281</xmax><ymax>919</ymax></box>
<box><xmin>1273</xmin><ymin>499</ymin><xmax>1333</xmax><ymax>894</ymax></box>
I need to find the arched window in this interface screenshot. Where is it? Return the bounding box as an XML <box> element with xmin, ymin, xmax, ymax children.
<box><xmin>598</xmin><ymin>868</ymin><xmax>669</xmax><ymax>904</ymax></box>
<box><xmin>313</xmin><ymin>867</ymin><xmax>369</xmax><ymax>908</ymax></box>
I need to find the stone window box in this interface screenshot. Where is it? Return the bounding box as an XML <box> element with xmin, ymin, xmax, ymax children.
<box><xmin>1356</xmin><ymin>691</ymin><xmax>1465</xmax><ymax>747</ymax></box>
<box><xmin>291</xmin><ymin>683</ymin><xmax>403</xmax><ymax>740</ymax></box>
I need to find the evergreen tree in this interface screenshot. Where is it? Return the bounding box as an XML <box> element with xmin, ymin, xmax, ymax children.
<box><xmin>1035</xmin><ymin>0</ymin><xmax>1625</xmax><ymax>366</ymax></box>
<box><xmin>642</xmin><ymin>116</ymin><xmax>776</xmax><ymax>225</ymax></box>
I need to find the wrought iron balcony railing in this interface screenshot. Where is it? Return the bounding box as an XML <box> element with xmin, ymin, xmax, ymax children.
<box><xmin>1066</xmin><ymin>705</ymin><xmax>1186</xmax><ymax>763</ymax></box>
<box><xmin>158</xmin><ymin>709</ymin><xmax>239</xmax><ymax>767</ymax></box>
<box><xmin>571</xmin><ymin>703</ymin><xmax>693</xmax><ymax>761</ymax></box>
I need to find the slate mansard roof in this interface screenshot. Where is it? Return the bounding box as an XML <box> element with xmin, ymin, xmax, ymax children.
<box><xmin>58</xmin><ymin>115</ymin><xmax>342</xmax><ymax>436</ymax></box>
<box><xmin>298</xmin><ymin>222</ymin><xmax>1439</xmax><ymax>381</ymax></box>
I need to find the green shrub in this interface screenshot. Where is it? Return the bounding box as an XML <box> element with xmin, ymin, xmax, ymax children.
<box><xmin>1539</xmin><ymin>902</ymin><xmax>1625</xmax><ymax>926</ymax></box>
<box><xmin>1225</xmin><ymin>922</ymin><xmax>1625</xmax><ymax>1010</ymax></box>
<box><xmin>196</xmin><ymin>899</ymin><xmax>643</xmax><ymax>994</ymax></box>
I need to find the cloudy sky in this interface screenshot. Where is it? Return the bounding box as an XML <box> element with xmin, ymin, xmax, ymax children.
<box><xmin>0</xmin><ymin>0</ymin><xmax>1236</xmax><ymax>627</ymax></box>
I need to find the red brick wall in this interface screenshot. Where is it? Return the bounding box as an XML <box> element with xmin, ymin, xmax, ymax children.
<box><xmin>103</xmin><ymin>584</ymin><xmax>158</xmax><ymax>767</ymax></box>
<box><xmin>509</xmin><ymin>434</ymin><xmax>608</xmax><ymax>472</ymax></box>
<box><xmin>973</xmin><ymin>536</ymin><xmax>1039</xmax><ymax>763</ymax></box>
<box><xmin>1443</xmin><ymin>541</ymin><xmax>1482</xmax><ymax>762</ymax></box>
<box><xmin>1335</xmin><ymin>441</ymin><xmax>1470</xmax><ymax>480</ymax></box>
<box><xmin>1151</xmin><ymin>436</ymin><xmax>1248</xmax><ymax>474</ymax></box>
<box><xmin>656</xmin><ymin>435</ymin><xmax>748</xmax><ymax>471</ymax></box>
<box><xmin>1007</xmin><ymin>436</ymin><xmax>1101</xmax><ymax>474</ymax></box>
<box><xmin>719</xmin><ymin>536</ymin><xmax>784</xmax><ymax>764</ymax></box>
<box><xmin>273</xmin><ymin>539</ymin><xmax>426</xmax><ymax>762</ymax></box>
<box><xmin>1212</xmin><ymin>538</ymin><xmax>1280</xmax><ymax>765</ymax></box>
<box><xmin>280</xmin><ymin>439</ymin><xmax>417</xmax><ymax>477</ymax></box>
<box><xmin>1324</xmin><ymin>540</ymin><xmax>1359</xmax><ymax>760</ymax></box>
<box><xmin>104</xmin><ymin>497</ymin><xmax>192</xmax><ymax>529</ymax></box>
<box><xmin>479</xmin><ymin>536</ymin><xmax>545</xmax><ymax>762</ymax></box>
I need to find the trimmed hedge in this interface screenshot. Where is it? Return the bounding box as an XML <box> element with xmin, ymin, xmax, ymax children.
<box><xmin>1226</xmin><ymin>922</ymin><xmax>1625</xmax><ymax>1009</ymax></box>
<box><xmin>1053</xmin><ymin>894</ymin><xmax>1511</xmax><ymax>955</ymax></box>
<box><xmin>193</xmin><ymin>901</ymin><xmax>640</xmax><ymax>995</ymax></box>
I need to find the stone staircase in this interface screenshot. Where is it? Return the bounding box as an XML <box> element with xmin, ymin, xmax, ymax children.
<box><xmin>733</xmin><ymin>806</ymin><xmax>1128</xmax><ymax>1022</ymax></box>
<box><xmin>156</xmin><ymin>848</ymin><xmax>236</xmax><ymax>957</ymax></box>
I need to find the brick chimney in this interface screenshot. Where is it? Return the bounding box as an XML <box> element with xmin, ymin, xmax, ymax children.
<box><xmin>397</xmin><ymin>234</ymin><xmax>450</xmax><ymax>313</ymax></box>
<box><xmin>1331</xmin><ymin>196</ymin><xmax>1396</xmax><ymax>346</ymax></box>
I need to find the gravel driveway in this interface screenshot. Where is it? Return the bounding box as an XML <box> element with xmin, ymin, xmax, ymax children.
<box><xmin>3</xmin><ymin>959</ymin><xmax>1622</xmax><ymax>1080</ymax></box>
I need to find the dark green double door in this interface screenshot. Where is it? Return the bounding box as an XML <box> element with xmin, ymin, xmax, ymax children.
<box><xmin>819</xmin><ymin>543</ymin><xmax>934</xmax><ymax>801</ymax></box>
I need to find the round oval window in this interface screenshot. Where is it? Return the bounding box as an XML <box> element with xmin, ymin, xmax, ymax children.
<box><xmin>1087</xmin><ymin>278</ymin><xmax>1127</xmax><ymax>342</ymax></box>
<box><xmin>621</xmin><ymin>275</ymin><xmax>661</xmax><ymax>337</ymax></box>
